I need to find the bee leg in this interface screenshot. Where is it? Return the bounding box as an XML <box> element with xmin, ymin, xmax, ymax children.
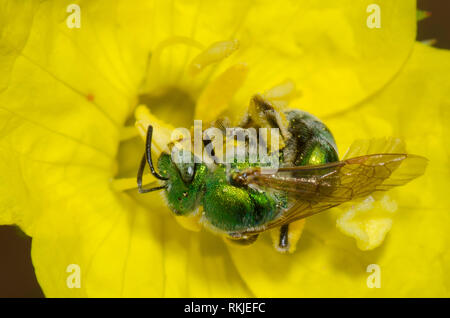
<box><xmin>279</xmin><ymin>224</ymin><xmax>290</xmax><ymax>249</ymax></box>
<box><xmin>223</xmin><ymin>234</ymin><xmax>259</xmax><ymax>247</ymax></box>
<box><xmin>270</xmin><ymin>219</ymin><xmax>306</xmax><ymax>253</ymax></box>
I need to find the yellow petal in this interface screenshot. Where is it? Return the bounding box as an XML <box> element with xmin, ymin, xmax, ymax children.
<box><xmin>220</xmin><ymin>0</ymin><xmax>417</xmax><ymax>120</ymax></box>
<box><xmin>32</xmin><ymin>190</ymin><xmax>249</xmax><ymax>297</ymax></box>
<box><xmin>131</xmin><ymin>1</ymin><xmax>416</xmax><ymax>122</ymax></box>
<box><xmin>0</xmin><ymin>0</ymin><xmax>39</xmax><ymax>91</ymax></box>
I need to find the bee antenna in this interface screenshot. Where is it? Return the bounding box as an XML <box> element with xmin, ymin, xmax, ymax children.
<box><xmin>138</xmin><ymin>183</ymin><xmax>167</xmax><ymax>194</ymax></box>
<box><xmin>145</xmin><ymin>125</ymin><xmax>169</xmax><ymax>181</ymax></box>
<box><xmin>137</xmin><ymin>153</ymin><xmax>168</xmax><ymax>193</ymax></box>
<box><xmin>137</xmin><ymin>125</ymin><xmax>169</xmax><ymax>193</ymax></box>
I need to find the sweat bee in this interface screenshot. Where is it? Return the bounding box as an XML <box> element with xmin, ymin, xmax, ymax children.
<box><xmin>137</xmin><ymin>95</ymin><xmax>428</xmax><ymax>253</ymax></box>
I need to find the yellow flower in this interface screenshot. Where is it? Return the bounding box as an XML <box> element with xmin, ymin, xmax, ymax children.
<box><xmin>0</xmin><ymin>0</ymin><xmax>448</xmax><ymax>297</ymax></box>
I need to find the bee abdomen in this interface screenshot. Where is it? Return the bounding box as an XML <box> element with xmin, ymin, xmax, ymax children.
<box><xmin>202</xmin><ymin>181</ymin><xmax>278</xmax><ymax>233</ymax></box>
<box><xmin>283</xmin><ymin>110</ymin><xmax>339</xmax><ymax>166</ymax></box>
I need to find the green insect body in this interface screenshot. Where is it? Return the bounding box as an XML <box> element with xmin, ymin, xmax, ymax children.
<box><xmin>138</xmin><ymin>95</ymin><xmax>427</xmax><ymax>252</ymax></box>
<box><xmin>157</xmin><ymin>108</ymin><xmax>338</xmax><ymax>234</ymax></box>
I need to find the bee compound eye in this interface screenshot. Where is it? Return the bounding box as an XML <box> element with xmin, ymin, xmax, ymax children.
<box><xmin>174</xmin><ymin>161</ymin><xmax>195</xmax><ymax>183</ymax></box>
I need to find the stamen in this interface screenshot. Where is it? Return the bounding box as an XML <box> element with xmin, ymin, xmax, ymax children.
<box><xmin>189</xmin><ymin>40</ymin><xmax>240</xmax><ymax>76</ymax></box>
<box><xmin>134</xmin><ymin>105</ymin><xmax>174</xmax><ymax>156</ymax></box>
<box><xmin>195</xmin><ymin>63</ymin><xmax>248</xmax><ymax>122</ymax></box>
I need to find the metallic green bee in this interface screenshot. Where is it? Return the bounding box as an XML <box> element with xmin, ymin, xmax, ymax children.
<box><xmin>137</xmin><ymin>95</ymin><xmax>427</xmax><ymax>253</ymax></box>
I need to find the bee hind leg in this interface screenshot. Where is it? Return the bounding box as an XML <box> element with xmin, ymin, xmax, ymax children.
<box><xmin>271</xmin><ymin>219</ymin><xmax>306</xmax><ymax>253</ymax></box>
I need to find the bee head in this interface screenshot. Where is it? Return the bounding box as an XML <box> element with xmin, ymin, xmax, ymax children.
<box><xmin>157</xmin><ymin>151</ymin><xmax>203</xmax><ymax>216</ymax></box>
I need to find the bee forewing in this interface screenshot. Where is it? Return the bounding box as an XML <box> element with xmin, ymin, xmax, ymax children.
<box><xmin>236</xmin><ymin>153</ymin><xmax>428</xmax><ymax>234</ymax></box>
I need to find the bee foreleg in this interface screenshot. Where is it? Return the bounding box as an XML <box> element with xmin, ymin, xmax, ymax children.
<box><xmin>270</xmin><ymin>219</ymin><xmax>306</xmax><ymax>253</ymax></box>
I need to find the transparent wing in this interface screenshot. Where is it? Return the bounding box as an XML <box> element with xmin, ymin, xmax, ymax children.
<box><xmin>234</xmin><ymin>153</ymin><xmax>428</xmax><ymax>234</ymax></box>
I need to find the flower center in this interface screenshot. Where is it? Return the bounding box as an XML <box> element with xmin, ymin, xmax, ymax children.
<box><xmin>138</xmin><ymin>87</ymin><xmax>196</xmax><ymax>128</ymax></box>
<box><xmin>111</xmin><ymin>38</ymin><xmax>246</xmax><ymax>197</ymax></box>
